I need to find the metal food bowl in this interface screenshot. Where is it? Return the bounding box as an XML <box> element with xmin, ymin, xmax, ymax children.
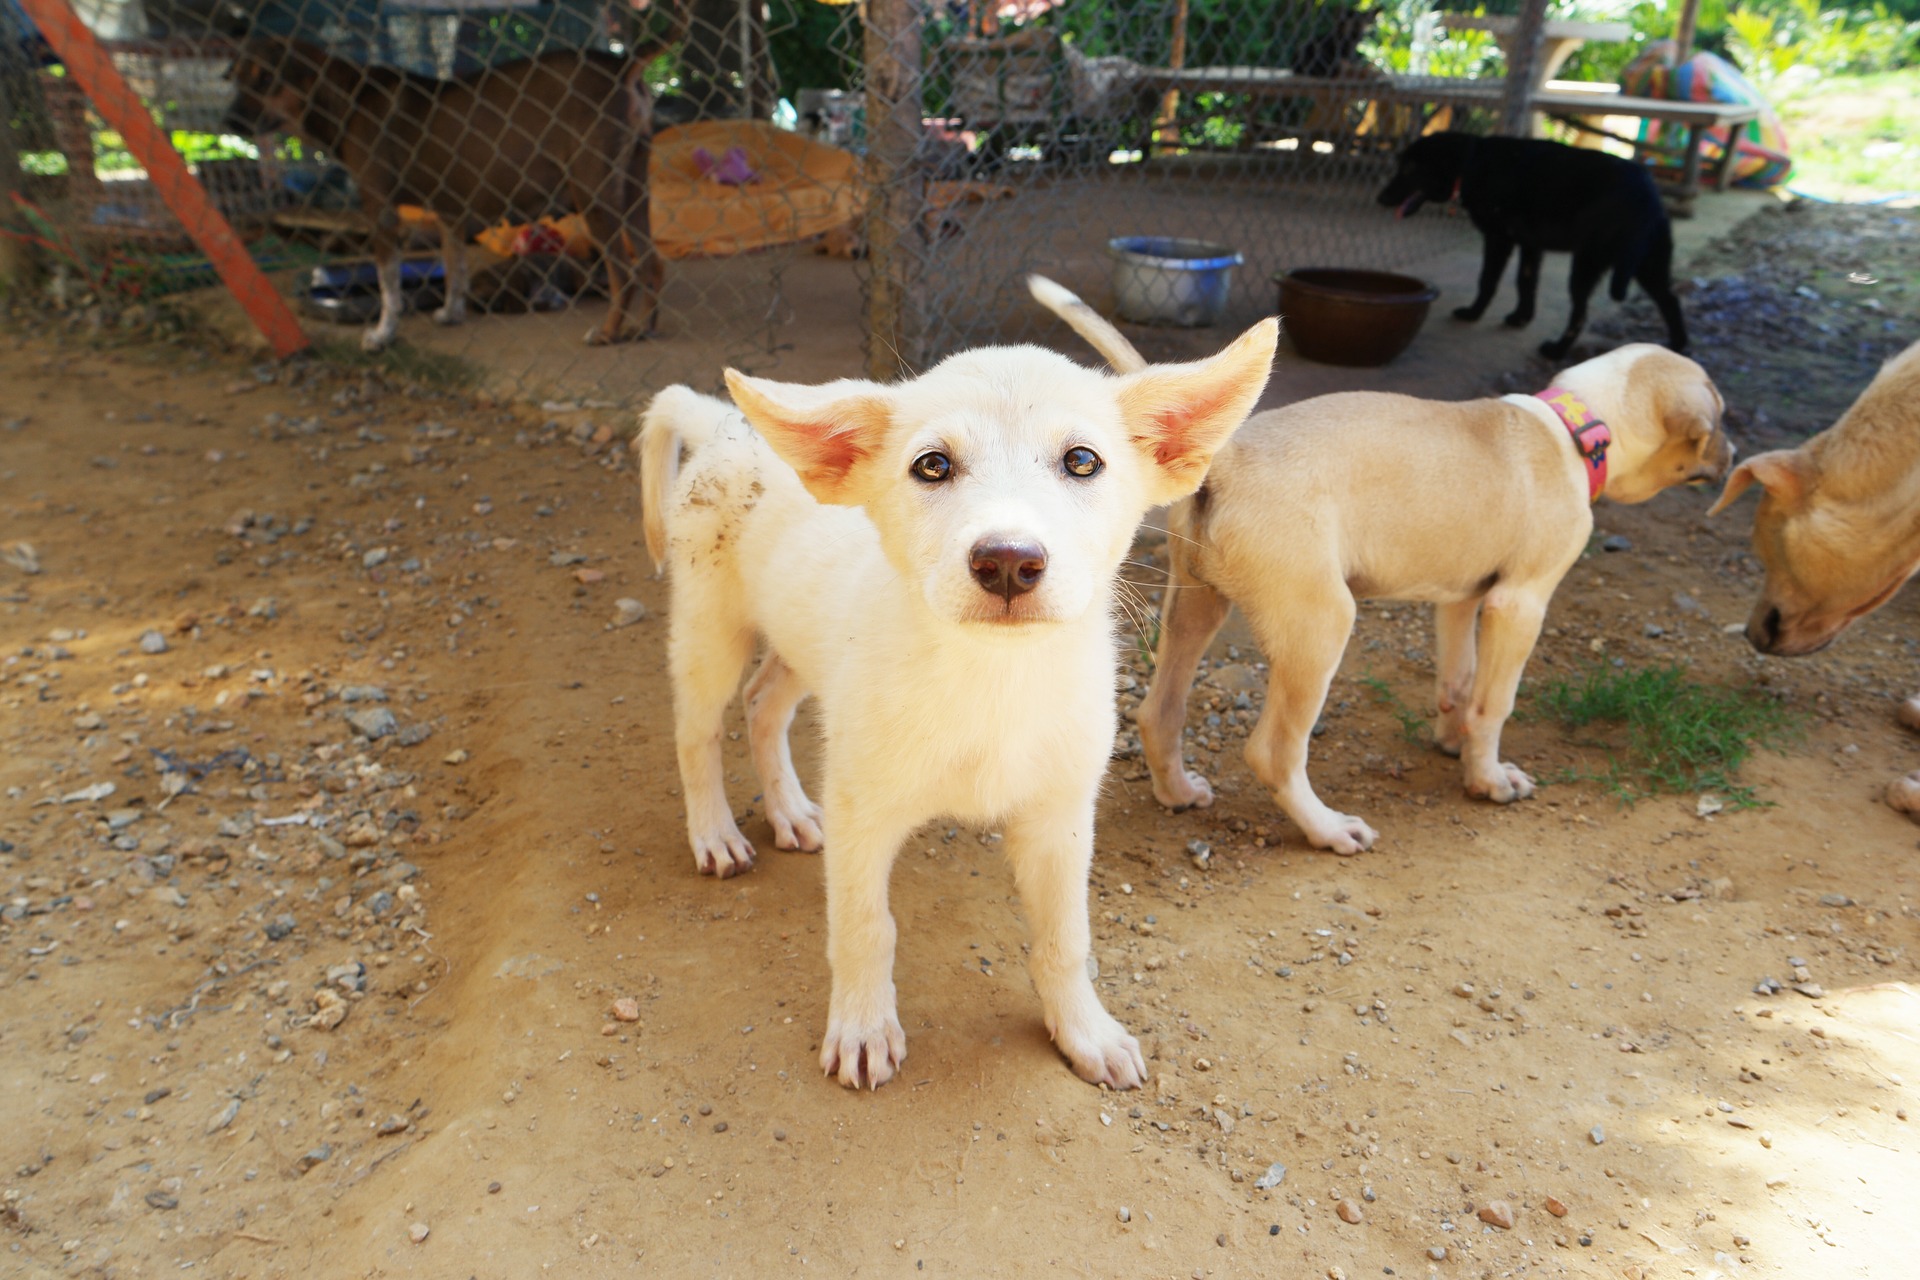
<box><xmin>1107</xmin><ymin>236</ymin><xmax>1243</xmax><ymax>327</ymax></box>
<box><xmin>1276</xmin><ymin>268</ymin><xmax>1439</xmax><ymax>367</ymax></box>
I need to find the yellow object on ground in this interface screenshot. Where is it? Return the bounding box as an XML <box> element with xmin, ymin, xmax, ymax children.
<box><xmin>463</xmin><ymin>119</ymin><xmax>863</xmax><ymax>262</ymax></box>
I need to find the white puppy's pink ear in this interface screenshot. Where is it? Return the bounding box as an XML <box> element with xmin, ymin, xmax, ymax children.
<box><xmin>724</xmin><ymin>369</ymin><xmax>894</xmax><ymax>505</ymax></box>
<box><xmin>1116</xmin><ymin>318</ymin><xmax>1279</xmax><ymax>501</ymax></box>
<box><xmin>1708</xmin><ymin>449</ymin><xmax>1807</xmax><ymax>517</ymax></box>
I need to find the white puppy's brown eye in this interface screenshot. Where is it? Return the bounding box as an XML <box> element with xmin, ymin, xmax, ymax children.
<box><xmin>912</xmin><ymin>451</ymin><xmax>953</xmax><ymax>483</ymax></box>
<box><xmin>1063</xmin><ymin>446</ymin><xmax>1103</xmax><ymax>478</ymax></box>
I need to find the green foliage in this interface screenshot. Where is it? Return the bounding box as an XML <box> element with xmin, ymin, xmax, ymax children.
<box><xmin>1725</xmin><ymin>0</ymin><xmax>1918</xmax><ymax>96</ymax></box>
<box><xmin>1533</xmin><ymin>663</ymin><xmax>1803</xmax><ymax>805</ymax></box>
<box><xmin>767</xmin><ymin>0</ymin><xmax>862</xmax><ymax>96</ymax></box>
<box><xmin>1360</xmin><ymin>0</ymin><xmax>1505</xmax><ymax>78</ymax></box>
<box><xmin>1359</xmin><ymin>674</ymin><xmax>1431</xmax><ymax>747</ymax></box>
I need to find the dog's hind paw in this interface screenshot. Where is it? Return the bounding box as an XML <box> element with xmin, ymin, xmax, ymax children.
<box><xmin>1450</xmin><ymin>305</ymin><xmax>1484</xmax><ymax>323</ymax></box>
<box><xmin>1301</xmin><ymin>812</ymin><xmax>1377</xmax><ymax>856</ymax></box>
<box><xmin>691</xmin><ymin>827</ymin><xmax>757</xmax><ymax>877</ymax></box>
<box><xmin>1887</xmin><ymin>771</ymin><xmax>1920</xmax><ymax>819</ymax></box>
<box><xmin>584</xmin><ymin>325</ymin><xmax>656</xmax><ymax>347</ymax></box>
<box><xmin>1053</xmin><ymin>1013</ymin><xmax>1147</xmax><ymax>1091</ymax></box>
<box><xmin>1897</xmin><ymin>695</ymin><xmax>1920</xmax><ymax>734</ymax></box>
<box><xmin>1538</xmin><ymin>339</ymin><xmax>1574</xmax><ymax>361</ymax></box>
<box><xmin>1152</xmin><ymin>768</ymin><xmax>1215</xmax><ymax>812</ymax></box>
<box><xmin>1501</xmin><ymin>310</ymin><xmax>1533</xmax><ymax>329</ymax></box>
<box><xmin>431</xmin><ymin>305</ymin><xmax>465</xmax><ymax>327</ymax></box>
<box><xmin>1467</xmin><ymin>762</ymin><xmax>1534</xmax><ymax>804</ymax></box>
<box><xmin>821</xmin><ymin>1013</ymin><xmax>907</xmax><ymax>1090</ymax></box>
<box><xmin>360</xmin><ymin>328</ymin><xmax>396</xmax><ymax>353</ymax></box>
<box><xmin>768</xmin><ymin>795</ymin><xmax>824</xmax><ymax>852</ymax></box>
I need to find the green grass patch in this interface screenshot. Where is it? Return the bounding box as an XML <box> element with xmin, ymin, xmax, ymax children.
<box><xmin>1532</xmin><ymin>663</ymin><xmax>1804</xmax><ymax>806</ymax></box>
<box><xmin>1776</xmin><ymin>68</ymin><xmax>1920</xmax><ymax>201</ymax></box>
<box><xmin>311</xmin><ymin>335</ymin><xmax>480</xmax><ymax>393</ymax></box>
<box><xmin>1359</xmin><ymin>674</ymin><xmax>1430</xmax><ymax>748</ymax></box>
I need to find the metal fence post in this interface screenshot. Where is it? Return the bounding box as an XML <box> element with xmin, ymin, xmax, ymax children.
<box><xmin>862</xmin><ymin>0</ymin><xmax>923</xmax><ymax>380</ymax></box>
<box><xmin>1499</xmin><ymin>0</ymin><xmax>1548</xmax><ymax>137</ymax></box>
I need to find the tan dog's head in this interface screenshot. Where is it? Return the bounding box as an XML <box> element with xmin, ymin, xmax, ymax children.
<box><xmin>1581</xmin><ymin>345</ymin><xmax>1733</xmax><ymax>504</ymax></box>
<box><xmin>1706</xmin><ymin>341</ymin><xmax>1920</xmax><ymax>656</ymax></box>
<box><xmin>724</xmin><ymin>321</ymin><xmax>1277</xmax><ymax>629</ymax></box>
<box><xmin>1708</xmin><ymin>448</ymin><xmax>1920</xmax><ymax>655</ymax></box>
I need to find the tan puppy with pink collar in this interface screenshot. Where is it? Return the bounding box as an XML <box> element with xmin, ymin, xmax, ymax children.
<box><xmin>1033</xmin><ymin>277</ymin><xmax>1731</xmax><ymax>853</ymax></box>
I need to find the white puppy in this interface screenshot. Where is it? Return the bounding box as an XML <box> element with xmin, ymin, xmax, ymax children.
<box><xmin>638</xmin><ymin>309</ymin><xmax>1277</xmax><ymax>1089</ymax></box>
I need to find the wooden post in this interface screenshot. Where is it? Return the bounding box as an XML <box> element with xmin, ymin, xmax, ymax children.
<box><xmin>0</xmin><ymin>72</ymin><xmax>26</xmax><ymax>290</ymax></box>
<box><xmin>14</xmin><ymin>0</ymin><xmax>308</xmax><ymax>356</ymax></box>
<box><xmin>1154</xmin><ymin>0</ymin><xmax>1189</xmax><ymax>151</ymax></box>
<box><xmin>1673</xmin><ymin>0</ymin><xmax>1702</xmax><ymax>61</ymax></box>
<box><xmin>1499</xmin><ymin>0</ymin><xmax>1549</xmax><ymax>137</ymax></box>
<box><xmin>863</xmin><ymin>0</ymin><xmax>924</xmax><ymax>379</ymax></box>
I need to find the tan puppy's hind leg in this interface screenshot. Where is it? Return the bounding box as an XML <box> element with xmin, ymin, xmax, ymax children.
<box><xmin>1003</xmin><ymin>798</ymin><xmax>1146</xmax><ymax>1090</ymax></box>
<box><xmin>1433</xmin><ymin>597</ymin><xmax>1481</xmax><ymax>758</ymax></box>
<box><xmin>745</xmin><ymin>652</ymin><xmax>823</xmax><ymax>852</ymax></box>
<box><xmin>1242</xmin><ymin>588</ymin><xmax>1376</xmax><ymax>854</ymax></box>
<box><xmin>1136</xmin><ymin>542</ymin><xmax>1231</xmax><ymax>810</ymax></box>
<box><xmin>1457</xmin><ymin>586</ymin><xmax>1548</xmax><ymax>802</ymax></box>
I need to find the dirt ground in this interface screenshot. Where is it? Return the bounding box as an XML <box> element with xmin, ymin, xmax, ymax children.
<box><xmin>3</xmin><ymin>202</ymin><xmax>1918</xmax><ymax>1280</ymax></box>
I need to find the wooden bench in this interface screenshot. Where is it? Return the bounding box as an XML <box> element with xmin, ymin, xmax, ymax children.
<box><xmin>1529</xmin><ymin>82</ymin><xmax>1762</xmax><ymax>200</ymax></box>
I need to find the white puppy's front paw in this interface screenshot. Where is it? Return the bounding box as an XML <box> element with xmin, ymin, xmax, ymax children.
<box><xmin>1298</xmin><ymin>810</ymin><xmax>1377</xmax><ymax>855</ymax></box>
<box><xmin>1052</xmin><ymin>1012</ymin><xmax>1146</xmax><ymax>1090</ymax></box>
<box><xmin>768</xmin><ymin>795</ymin><xmax>824</xmax><ymax>852</ymax></box>
<box><xmin>1467</xmin><ymin>762</ymin><xmax>1535</xmax><ymax>804</ymax></box>
<box><xmin>820</xmin><ymin>1012</ymin><xmax>907</xmax><ymax>1090</ymax></box>
<box><xmin>360</xmin><ymin>327</ymin><xmax>395</xmax><ymax>353</ymax></box>
<box><xmin>690</xmin><ymin>825</ymin><xmax>756</xmax><ymax>878</ymax></box>
<box><xmin>431</xmin><ymin>304</ymin><xmax>464</xmax><ymax>327</ymax></box>
<box><xmin>1153</xmin><ymin>768</ymin><xmax>1215</xmax><ymax>811</ymax></box>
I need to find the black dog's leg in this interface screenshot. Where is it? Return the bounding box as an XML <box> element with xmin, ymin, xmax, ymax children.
<box><xmin>1503</xmin><ymin>246</ymin><xmax>1542</xmax><ymax>328</ymax></box>
<box><xmin>1635</xmin><ymin>256</ymin><xmax>1689</xmax><ymax>354</ymax></box>
<box><xmin>1539</xmin><ymin>248</ymin><xmax>1608</xmax><ymax>361</ymax></box>
<box><xmin>1453</xmin><ymin>234</ymin><xmax>1514</xmax><ymax>323</ymax></box>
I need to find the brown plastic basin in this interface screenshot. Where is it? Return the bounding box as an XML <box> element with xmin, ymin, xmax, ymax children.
<box><xmin>1276</xmin><ymin>268</ymin><xmax>1440</xmax><ymax>367</ymax></box>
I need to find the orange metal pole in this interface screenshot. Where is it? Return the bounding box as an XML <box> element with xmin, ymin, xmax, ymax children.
<box><xmin>15</xmin><ymin>0</ymin><xmax>309</xmax><ymax>357</ymax></box>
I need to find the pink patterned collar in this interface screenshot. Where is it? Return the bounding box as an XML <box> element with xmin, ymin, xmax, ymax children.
<box><xmin>1536</xmin><ymin>386</ymin><xmax>1612</xmax><ymax>503</ymax></box>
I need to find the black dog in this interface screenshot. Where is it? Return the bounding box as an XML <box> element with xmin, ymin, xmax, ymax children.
<box><xmin>1377</xmin><ymin>132</ymin><xmax>1687</xmax><ymax>360</ymax></box>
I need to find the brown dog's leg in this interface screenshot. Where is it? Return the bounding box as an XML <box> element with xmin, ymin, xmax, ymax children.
<box><xmin>433</xmin><ymin>230</ymin><xmax>468</xmax><ymax>327</ymax></box>
<box><xmin>1432</xmin><ymin>597</ymin><xmax>1481</xmax><ymax>757</ymax></box>
<box><xmin>363</xmin><ymin>208</ymin><xmax>403</xmax><ymax>353</ymax></box>
<box><xmin>1456</xmin><ymin>585</ymin><xmax>1547</xmax><ymax>802</ymax></box>
<box><xmin>1241</xmin><ymin>586</ymin><xmax>1375</xmax><ymax>854</ymax></box>
<box><xmin>1135</xmin><ymin>534</ymin><xmax>1230</xmax><ymax>811</ymax></box>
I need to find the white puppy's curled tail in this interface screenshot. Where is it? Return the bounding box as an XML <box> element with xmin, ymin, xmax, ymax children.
<box><xmin>1026</xmin><ymin>275</ymin><xmax>1147</xmax><ymax>375</ymax></box>
<box><xmin>638</xmin><ymin>384</ymin><xmax>718</xmax><ymax>574</ymax></box>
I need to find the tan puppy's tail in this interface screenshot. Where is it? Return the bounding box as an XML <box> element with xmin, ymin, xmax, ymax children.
<box><xmin>1027</xmin><ymin>275</ymin><xmax>1146</xmax><ymax>375</ymax></box>
<box><xmin>638</xmin><ymin>384</ymin><xmax>716</xmax><ymax>575</ymax></box>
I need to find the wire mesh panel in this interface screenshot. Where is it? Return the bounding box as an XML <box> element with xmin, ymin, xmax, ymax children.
<box><xmin>0</xmin><ymin>0</ymin><xmax>868</xmax><ymax>400</ymax></box>
<box><xmin>3</xmin><ymin>0</ymin><xmax>1551</xmax><ymax>396</ymax></box>
<box><xmin>860</xmin><ymin>0</ymin><xmax>1525</xmax><ymax>374</ymax></box>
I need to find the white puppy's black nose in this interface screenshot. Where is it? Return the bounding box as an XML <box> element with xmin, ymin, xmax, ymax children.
<box><xmin>969</xmin><ymin>538</ymin><xmax>1046</xmax><ymax>603</ymax></box>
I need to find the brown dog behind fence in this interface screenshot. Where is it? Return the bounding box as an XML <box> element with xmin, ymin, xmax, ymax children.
<box><xmin>226</xmin><ymin>34</ymin><xmax>674</xmax><ymax>352</ymax></box>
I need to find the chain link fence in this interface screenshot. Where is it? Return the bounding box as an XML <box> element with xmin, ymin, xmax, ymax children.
<box><xmin>0</xmin><ymin>0</ymin><xmax>1549</xmax><ymax>399</ymax></box>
